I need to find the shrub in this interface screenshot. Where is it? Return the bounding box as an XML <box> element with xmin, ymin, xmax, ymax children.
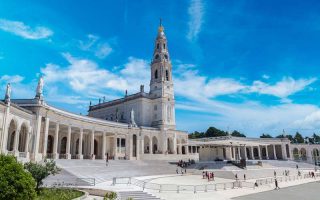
<box><xmin>24</xmin><ymin>159</ymin><xmax>60</xmax><ymax>192</ymax></box>
<box><xmin>104</xmin><ymin>191</ymin><xmax>117</xmax><ymax>200</ymax></box>
<box><xmin>0</xmin><ymin>154</ymin><xmax>36</xmax><ymax>199</ymax></box>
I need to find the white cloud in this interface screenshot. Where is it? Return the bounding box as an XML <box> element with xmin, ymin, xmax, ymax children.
<box><xmin>0</xmin><ymin>19</ymin><xmax>53</xmax><ymax>39</ymax></box>
<box><xmin>41</xmin><ymin>53</ymin><xmax>149</xmax><ymax>100</ymax></box>
<box><xmin>262</xmin><ymin>74</ymin><xmax>270</xmax><ymax>79</ymax></box>
<box><xmin>250</xmin><ymin>77</ymin><xmax>316</xmax><ymax>99</ymax></box>
<box><xmin>0</xmin><ymin>75</ymin><xmax>24</xmax><ymax>83</ymax></box>
<box><xmin>187</xmin><ymin>0</ymin><xmax>205</xmax><ymax>41</ymax></box>
<box><xmin>79</xmin><ymin>34</ymin><xmax>112</xmax><ymax>59</ymax></box>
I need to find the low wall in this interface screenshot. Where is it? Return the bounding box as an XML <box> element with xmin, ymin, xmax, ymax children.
<box><xmin>140</xmin><ymin>153</ymin><xmax>199</xmax><ymax>161</ymax></box>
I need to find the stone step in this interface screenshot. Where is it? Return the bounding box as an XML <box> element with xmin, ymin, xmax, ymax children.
<box><xmin>119</xmin><ymin>191</ymin><xmax>161</xmax><ymax>200</ymax></box>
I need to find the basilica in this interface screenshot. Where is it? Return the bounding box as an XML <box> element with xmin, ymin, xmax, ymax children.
<box><xmin>0</xmin><ymin>23</ymin><xmax>319</xmax><ymax>163</ymax></box>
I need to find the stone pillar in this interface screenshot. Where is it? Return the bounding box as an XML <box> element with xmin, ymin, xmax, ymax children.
<box><xmin>185</xmin><ymin>145</ymin><xmax>189</xmax><ymax>155</ymax></box>
<box><xmin>25</xmin><ymin>129</ymin><xmax>31</xmax><ymax>158</ymax></box>
<box><xmin>150</xmin><ymin>138</ymin><xmax>153</xmax><ymax>154</ymax></box>
<box><xmin>42</xmin><ymin>117</ymin><xmax>50</xmax><ymax>158</ymax></box>
<box><xmin>179</xmin><ymin>144</ymin><xmax>182</xmax><ymax>155</ymax></box>
<box><xmin>102</xmin><ymin>132</ymin><xmax>106</xmax><ymax>160</ymax></box>
<box><xmin>244</xmin><ymin>146</ymin><xmax>248</xmax><ymax>160</ymax></box>
<box><xmin>265</xmin><ymin>145</ymin><xmax>269</xmax><ymax>159</ymax></box>
<box><xmin>258</xmin><ymin>146</ymin><xmax>262</xmax><ymax>160</ymax></box>
<box><xmin>53</xmin><ymin>123</ymin><xmax>59</xmax><ymax>159</ymax></box>
<box><xmin>14</xmin><ymin>127</ymin><xmax>21</xmax><ymax>156</ymax></box>
<box><xmin>281</xmin><ymin>144</ymin><xmax>287</xmax><ymax>160</ymax></box>
<box><xmin>90</xmin><ymin>130</ymin><xmax>95</xmax><ymax>159</ymax></box>
<box><xmin>66</xmin><ymin>126</ymin><xmax>71</xmax><ymax>159</ymax></box>
<box><xmin>78</xmin><ymin>128</ymin><xmax>83</xmax><ymax>159</ymax></box>
<box><xmin>33</xmin><ymin>115</ymin><xmax>42</xmax><ymax>160</ymax></box>
<box><xmin>125</xmin><ymin>134</ymin><xmax>131</xmax><ymax>160</ymax></box>
<box><xmin>273</xmin><ymin>145</ymin><xmax>277</xmax><ymax>160</ymax></box>
<box><xmin>250</xmin><ymin>146</ymin><xmax>254</xmax><ymax>160</ymax></box>
<box><xmin>237</xmin><ymin>147</ymin><xmax>241</xmax><ymax>160</ymax></box>
<box><xmin>225</xmin><ymin>147</ymin><xmax>232</xmax><ymax>160</ymax></box>
<box><xmin>232</xmin><ymin>147</ymin><xmax>236</xmax><ymax>160</ymax></box>
<box><xmin>173</xmin><ymin>135</ymin><xmax>177</xmax><ymax>154</ymax></box>
<box><xmin>113</xmin><ymin>135</ymin><xmax>118</xmax><ymax>159</ymax></box>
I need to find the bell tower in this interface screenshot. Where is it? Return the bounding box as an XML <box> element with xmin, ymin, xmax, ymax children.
<box><xmin>150</xmin><ymin>20</ymin><xmax>175</xmax><ymax>130</ymax></box>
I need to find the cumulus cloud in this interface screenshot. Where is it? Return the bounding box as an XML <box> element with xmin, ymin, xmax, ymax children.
<box><xmin>0</xmin><ymin>19</ymin><xmax>53</xmax><ymax>39</ymax></box>
<box><xmin>0</xmin><ymin>75</ymin><xmax>24</xmax><ymax>83</ymax></box>
<box><xmin>187</xmin><ymin>0</ymin><xmax>205</xmax><ymax>41</ymax></box>
<box><xmin>250</xmin><ymin>77</ymin><xmax>316</xmax><ymax>99</ymax></box>
<box><xmin>41</xmin><ymin>53</ymin><xmax>149</xmax><ymax>101</ymax></box>
<box><xmin>79</xmin><ymin>34</ymin><xmax>112</xmax><ymax>59</ymax></box>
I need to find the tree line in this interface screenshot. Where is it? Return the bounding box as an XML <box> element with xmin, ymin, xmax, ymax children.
<box><xmin>188</xmin><ymin>126</ymin><xmax>320</xmax><ymax>144</ymax></box>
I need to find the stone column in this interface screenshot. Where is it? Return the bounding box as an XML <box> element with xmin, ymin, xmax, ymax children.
<box><xmin>125</xmin><ymin>134</ymin><xmax>131</xmax><ymax>160</ymax></box>
<box><xmin>281</xmin><ymin>144</ymin><xmax>287</xmax><ymax>160</ymax></box>
<box><xmin>250</xmin><ymin>146</ymin><xmax>254</xmax><ymax>160</ymax></box>
<box><xmin>25</xmin><ymin>129</ymin><xmax>31</xmax><ymax>159</ymax></box>
<box><xmin>150</xmin><ymin>138</ymin><xmax>153</xmax><ymax>154</ymax></box>
<box><xmin>173</xmin><ymin>136</ymin><xmax>177</xmax><ymax>154</ymax></box>
<box><xmin>33</xmin><ymin>115</ymin><xmax>42</xmax><ymax>160</ymax></box>
<box><xmin>78</xmin><ymin>128</ymin><xmax>83</xmax><ymax>159</ymax></box>
<box><xmin>14</xmin><ymin>127</ymin><xmax>21</xmax><ymax>156</ymax></box>
<box><xmin>66</xmin><ymin>126</ymin><xmax>71</xmax><ymax>159</ymax></box>
<box><xmin>232</xmin><ymin>147</ymin><xmax>236</xmax><ymax>160</ymax></box>
<box><xmin>244</xmin><ymin>146</ymin><xmax>248</xmax><ymax>160</ymax></box>
<box><xmin>258</xmin><ymin>146</ymin><xmax>262</xmax><ymax>160</ymax></box>
<box><xmin>53</xmin><ymin>123</ymin><xmax>59</xmax><ymax>159</ymax></box>
<box><xmin>42</xmin><ymin>117</ymin><xmax>50</xmax><ymax>158</ymax></box>
<box><xmin>237</xmin><ymin>147</ymin><xmax>241</xmax><ymax>160</ymax></box>
<box><xmin>90</xmin><ymin>130</ymin><xmax>95</xmax><ymax>159</ymax></box>
<box><xmin>273</xmin><ymin>145</ymin><xmax>277</xmax><ymax>160</ymax></box>
<box><xmin>265</xmin><ymin>145</ymin><xmax>269</xmax><ymax>159</ymax></box>
<box><xmin>102</xmin><ymin>132</ymin><xmax>106</xmax><ymax>160</ymax></box>
<box><xmin>113</xmin><ymin>135</ymin><xmax>118</xmax><ymax>159</ymax></box>
<box><xmin>179</xmin><ymin>144</ymin><xmax>182</xmax><ymax>155</ymax></box>
<box><xmin>185</xmin><ymin>145</ymin><xmax>189</xmax><ymax>155</ymax></box>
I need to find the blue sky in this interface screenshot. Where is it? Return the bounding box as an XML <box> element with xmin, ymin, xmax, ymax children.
<box><xmin>1</xmin><ymin>0</ymin><xmax>320</xmax><ymax>137</ymax></box>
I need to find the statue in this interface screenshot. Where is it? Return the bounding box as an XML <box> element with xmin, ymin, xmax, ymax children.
<box><xmin>140</xmin><ymin>85</ymin><xmax>144</xmax><ymax>93</ymax></box>
<box><xmin>130</xmin><ymin>109</ymin><xmax>137</xmax><ymax>127</ymax></box>
<box><xmin>5</xmin><ymin>83</ymin><xmax>11</xmax><ymax>103</ymax></box>
<box><xmin>35</xmin><ymin>76</ymin><xmax>44</xmax><ymax>99</ymax></box>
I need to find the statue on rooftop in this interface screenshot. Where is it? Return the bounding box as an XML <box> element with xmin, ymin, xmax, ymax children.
<box><xmin>5</xmin><ymin>83</ymin><xmax>11</xmax><ymax>103</ymax></box>
<box><xmin>35</xmin><ymin>76</ymin><xmax>44</xmax><ymax>100</ymax></box>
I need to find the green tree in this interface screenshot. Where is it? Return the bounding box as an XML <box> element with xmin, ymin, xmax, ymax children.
<box><xmin>294</xmin><ymin>132</ymin><xmax>304</xmax><ymax>143</ymax></box>
<box><xmin>188</xmin><ymin>131</ymin><xmax>205</xmax><ymax>139</ymax></box>
<box><xmin>231</xmin><ymin>130</ymin><xmax>246</xmax><ymax>137</ymax></box>
<box><xmin>24</xmin><ymin>159</ymin><xmax>60</xmax><ymax>192</ymax></box>
<box><xmin>205</xmin><ymin>127</ymin><xmax>227</xmax><ymax>137</ymax></box>
<box><xmin>104</xmin><ymin>192</ymin><xmax>117</xmax><ymax>200</ymax></box>
<box><xmin>313</xmin><ymin>133</ymin><xmax>320</xmax><ymax>144</ymax></box>
<box><xmin>0</xmin><ymin>154</ymin><xmax>36</xmax><ymax>199</ymax></box>
<box><xmin>260</xmin><ymin>133</ymin><xmax>273</xmax><ymax>138</ymax></box>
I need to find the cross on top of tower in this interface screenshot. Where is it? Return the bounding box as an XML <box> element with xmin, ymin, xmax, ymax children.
<box><xmin>158</xmin><ymin>18</ymin><xmax>164</xmax><ymax>33</ymax></box>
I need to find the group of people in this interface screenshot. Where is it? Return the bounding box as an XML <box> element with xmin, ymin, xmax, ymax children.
<box><xmin>202</xmin><ymin>171</ymin><xmax>215</xmax><ymax>181</ymax></box>
<box><xmin>308</xmin><ymin>171</ymin><xmax>316</xmax><ymax>178</ymax></box>
<box><xmin>177</xmin><ymin>159</ymin><xmax>192</xmax><ymax>168</ymax></box>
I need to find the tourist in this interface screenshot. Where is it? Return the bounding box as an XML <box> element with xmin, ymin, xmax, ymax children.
<box><xmin>212</xmin><ymin>173</ymin><xmax>215</xmax><ymax>181</ymax></box>
<box><xmin>274</xmin><ymin>170</ymin><xmax>276</xmax><ymax>177</ymax></box>
<box><xmin>243</xmin><ymin>174</ymin><xmax>246</xmax><ymax>181</ymax></box>
<box><xmin>274</xmin><ymin>178</ymin><xmax>280</xmax><ymax>190</ymax></box>
<box><xmin>296</xmin><ymin>164</ymin><xmax>299</xmax><ymax>169</ymax></box>
<box><xmin>185</xmin><ymin>168</ymin><xmax>187</xmax><ymax>174</ymax></box>
<box><xmin>235</xmin><ymin>174</ymin><xmax>238</xmax><ymax>181</ymax></box>
<box><xmin>176</xmin><ymin>168</ymin><xmax>179</xmax><ymax>174</ymax></box>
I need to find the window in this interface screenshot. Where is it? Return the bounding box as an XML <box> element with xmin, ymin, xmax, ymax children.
<box><xmin>166</xmin><ymin>70</ymin><xmax>169</xmax><ymax>81</ymax></box>
<box><xmin>157</xmin><ymin>43</ymin><xmax>159</xmax><ymax>49</ymax></box>
<box><xmin>155</xmin><ymin>70</ymin><xmax>158</xmax><ymax>79</ymax></box>
<box><xmin>155</xmin><ymin>54</ymin><xmax>159</xmax><ymax>59</ymax></box>
<box><xmin>163</xmin><ymin>43</ymin><xmax>166</xmax><ymax>49</ymax></box>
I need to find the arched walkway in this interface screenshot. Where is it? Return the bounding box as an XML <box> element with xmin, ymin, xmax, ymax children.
<box><xmin>300</xmin><ymin>148</ymin><xmax>307</xmax><ymax>161</ymax></box>
<box><xmin>144</xmin><ymin>136</ymin><xmax>150</xmax><ymax>153</ymax></box>
<box><xmin>312</xmin><ymin>148</ymin><xmax>319</xmax><ymax>161</ymax></box>
<box><xmin>167</xmin><ymin>137</ymin><xmax>174</xmax><ymax>154</ymax></box>
<box><xmin>46</xmin><ymin>135</ymin><xmax>54</xmax><ymax>154</ymax></box>
<box><xmin>60</xmin><ymin>137</ymin><xmax>67</xmax><ymax>154</ymax></box>
<box><xmin>152</xmin><ymin>136</ymin><xmax>158</xmax><ymax>154</ymax></box>
<box><xmin>7</xmin><ymin>120</ymin><xmax>17</xmax><ymax>151</ymax></box>
<box><xmin>18</xmin><ymin>123</ymin><xmax>28</xmax><ymax>152</ymax></box>
<box><xmin>293</xmin><ymin>148</ymin><xmax>299</xmax><ymax>160</ymax></box>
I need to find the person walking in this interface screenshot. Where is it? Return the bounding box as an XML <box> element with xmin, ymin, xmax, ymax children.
<box><xmin>106</xmin><ymin>153</ymin><xmax>109</xmax><ymax>166</ymax></box>
<box><xmin>243</xmin><ymin>174</ymin><xmax>246</xmax><ymax>181</ymax></box>
<box><xmin>275</xmin><ymin>178</ymin><xmax>280</xmax><ymax>190</ymax></box>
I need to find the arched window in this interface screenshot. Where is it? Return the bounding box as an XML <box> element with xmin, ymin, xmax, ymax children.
<box><xmin>164</xmin><ymin>54</ymin><xmax>168</xmax><ymax>60</ymax></box>
<box><xmin>157</xmin><ymin>43</ymin><xmax>159</xmax><ymax>49</ymax></box>
<box><xmin>155</xmin><ymin>70</ymin><xmax>158</xmax><ymax>79</ymax></box>
<box><xmin>155</xmin><ymin>54</ymin><xmax>159</xmax><ymax>59</ymax></box>
<box><xmin>166</xmin><ymin>70</ymin><xmax>169</xmax><ymax>81</ymax></box>
<box><xmin>163</xmin><ymin>43</ymin><xmax>166</xmax><ymax>49</ymax></box>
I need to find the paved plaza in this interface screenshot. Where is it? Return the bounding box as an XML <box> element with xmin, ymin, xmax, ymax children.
<box><xmin>233</xmin><ymin>181</ymin><xmax>320</xmax><ymax>200</ymax></box>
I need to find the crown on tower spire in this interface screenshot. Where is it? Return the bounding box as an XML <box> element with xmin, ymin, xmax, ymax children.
<box><xmin>158</xmin><ymin>18</ymin><xmax>164</xmax><ymax>34</ymax></box>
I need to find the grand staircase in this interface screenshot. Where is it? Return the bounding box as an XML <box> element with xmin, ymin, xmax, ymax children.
<box><xmin>118</xmin><ymin>191</ymin><xmax>161</xmax><ymax>200</ymax></box>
